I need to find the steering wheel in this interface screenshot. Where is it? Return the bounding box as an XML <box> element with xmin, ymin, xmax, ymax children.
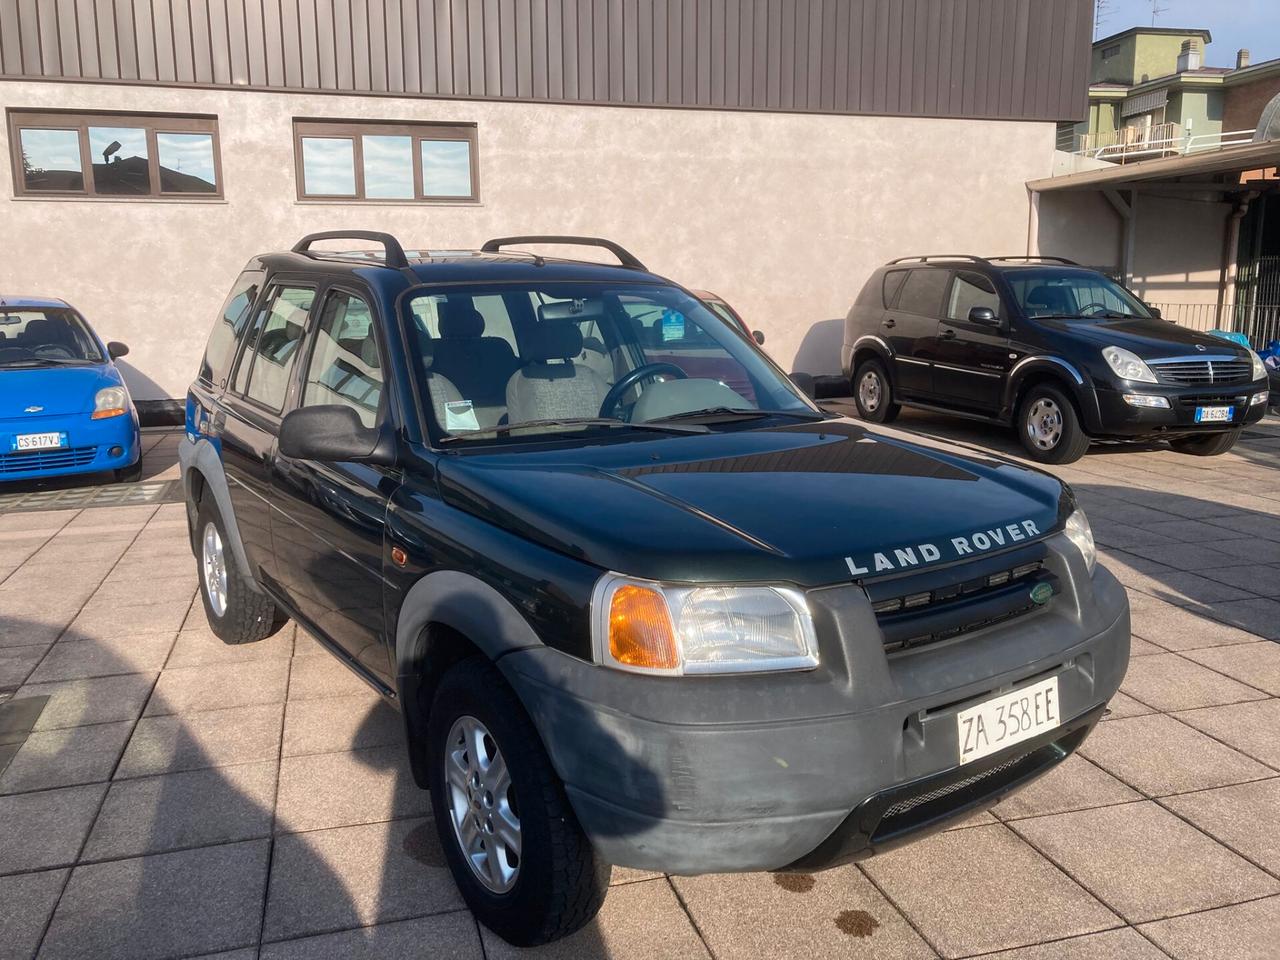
<box><xmin>1076</xmin><ymin>302</ymin><xmax>1110</xmax><ymax>317</ymax></box>
<box><xmin>599</xmin><ymin>362</ymin><xmax>687</xmax><ymax>419</ymax></box>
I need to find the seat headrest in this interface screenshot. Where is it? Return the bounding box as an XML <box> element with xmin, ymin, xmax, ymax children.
<box><xmin>439</xmin><ymin>304</ymin><xmax>485</xmax><ymax>339</ymax></box>
<box><xmin>537</xmin><ymin>299</ymin><xmax>604</xmax><ymax>323</ymax></box>
<box><xmin>1026</xmin><ymin>286</ymin><xmax>1069</xmax><ymax>312</ymax></box>
<box><xmin>525</xmin><ymin>320</ymin><xmax>584</xmax><ymax>362</ymax></box>
<box><xmin>360</xmin><ymin>336</ymin><xmax>380</xmax><ymax>369</ymax></box>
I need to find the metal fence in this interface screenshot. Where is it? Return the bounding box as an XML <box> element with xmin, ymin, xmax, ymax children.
<box><xmin>1148</xmin><ymin>301</ymin><xmax>1280</xmax><ymax>347</ymax></box>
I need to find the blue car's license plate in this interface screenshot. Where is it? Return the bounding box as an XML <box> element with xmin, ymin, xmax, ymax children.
<box><xmin>1194</xmin><ymin>406</ymin><xmax>1233</xmax><ymax>424</ymax></box>
<box><xmin>12</xmin><ymin>431</ymin><xmax>68</xmax><ymax>452</ymax></box>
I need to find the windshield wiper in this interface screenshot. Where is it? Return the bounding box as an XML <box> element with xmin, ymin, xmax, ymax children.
<box><xmin>0</xmin><ymin>357</ymin><xmax>85</xmax><ymax>368</ymax></box>
<box><xmin>651</xmin><ymin>406</ymin><xmax>827</xmax><ymax>424</ymax></box>
<box><xmin>440</xmin><ymin>417</ymin><xmax>709</xmax><ymax>442</ymax></box>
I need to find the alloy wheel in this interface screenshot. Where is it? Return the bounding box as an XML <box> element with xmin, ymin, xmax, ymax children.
<box><xmin>201</xmin><ymin>521</ymin><xmax>228</xmax><ymax>618</ymax></box>
<box><xmin>444</xmin><ymin>715</ymin><xmax>522</xmax><ymax>894</ymax></box>
<box><xmin>1025</xmin><ymin>397</ymin><xmax>1063</xmax><ymax>451</ymax></box>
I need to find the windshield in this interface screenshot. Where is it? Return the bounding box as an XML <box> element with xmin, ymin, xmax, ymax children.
<box><xmin>404</xmin><ymin>281</ymin><xmax>816</xmax><ymax>442</ymax></box>
<box><xmin>1005</xmin><ymin>269</ymin><xmax>1152</xmax><ymax>321</ymax></box>
<box><xmin>0</xmin><ymin>308</ymin><xmax>105</xmax><ymax>367</ymax></box>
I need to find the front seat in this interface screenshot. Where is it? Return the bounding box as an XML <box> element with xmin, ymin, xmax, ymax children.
<box><xmin>1024</xmin><ymin>285</ymin><xmax>1073</xmax><ymax>317</ymax></box>
<box><xmin>506</xmin><ymin>321</ymin><xmax>610</xmax><ymax>423</ymax></box>
<box><xmin>429</xmin><ymin>302</ymin><xmax>519</xmax><ymax>426</ymax></box>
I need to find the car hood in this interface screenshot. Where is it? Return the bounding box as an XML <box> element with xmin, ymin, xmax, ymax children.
<box><xmin>0</xmin><ymin>363</ymin><xmax>122</xmax><ymax>419</ymax></box>
<box><xmin>1039</xmin><ymin>317</ymin><xmax>1250</xmax><ymax>360</ymax></box>
<box><xmin>436</xmin><ymin>420</ymin><xmax>1067</xmax><ymax>586</ymax></box>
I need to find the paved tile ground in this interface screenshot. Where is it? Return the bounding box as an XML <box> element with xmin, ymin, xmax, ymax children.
<box><xmin>1</xmin><ymin>414</ymin><xmax>1279</xmax><ymax>959</ymax></box>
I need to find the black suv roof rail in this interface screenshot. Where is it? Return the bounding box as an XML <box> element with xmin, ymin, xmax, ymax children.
<box><xmin>887</xmin><ymin>254</ymin><xmax>988</xmax><ymax>265</ymax></box>
<box><xmin>987</xmin><ymin>255</ymin><xmax>1080</xmax><ymax>265</ymax></box>
<box><xmin>480</xmin><ymin>236</ymin><xmax>647</xmax><ymax>270</ymax></box>
<box><xmin>292</xmin><ymin>231</ymin><xmax>410</xmax><ymax>269</ymax></box>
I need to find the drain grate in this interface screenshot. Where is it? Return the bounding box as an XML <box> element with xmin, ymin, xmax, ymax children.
<box><xmin>0</xmin><ymin>479</ymin><xmax>184</xmax><ymax>513</ymax></box>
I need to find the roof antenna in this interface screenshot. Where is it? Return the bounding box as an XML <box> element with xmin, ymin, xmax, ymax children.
<box><xmin>1149</xmin><ymin>0</ymin><xmax>1168</xmax><ymax>27</ymax></box>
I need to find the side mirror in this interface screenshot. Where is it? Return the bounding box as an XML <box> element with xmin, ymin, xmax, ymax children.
<box><xmin>1147</xmin><ymin>306</ymin><xmax>1162</xmax><ymax>319</ymax></box>
<box><xmin>968</xmin><ymin>307</ymin><xmax>1000</xmax><ymax>327</ymax></box>
<box><xmin>278</xmin><ymin>405</ymin><xmax>396</xmax><ymax>466</ymax></box>
<box><xmin>107</xmin><ymin>341</ymin><xmax>129</xmax><ymax>359</ymax></box>
<box><xmin>789</xmin><ymin>371</ymin><xmax>816</xmax><ymax>399</ymax></box>
<box><xmin>752</xmin><ymin>330</ymin><xmax>766</xmax><ymax>346</ymax></box>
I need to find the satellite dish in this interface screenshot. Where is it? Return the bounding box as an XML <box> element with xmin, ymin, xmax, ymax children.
<box><xmin>1254</xmin><ymin>91</ymin><xmax>1280</xmax><ymax>142</ymax></box>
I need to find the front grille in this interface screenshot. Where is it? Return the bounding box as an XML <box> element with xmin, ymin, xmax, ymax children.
<box><xmin>880</xmin><ymin>753</ymin><xmax>1028</xmax><ymax>821</ymax></box>
<box><xmin>1173</xmin><ymin>392</ymin><xmax>1249</xmax><ymax>408</ymax></box>
<box><xmin>0</xmin><ymin>446</ymin><xmax>97</xmax><ymax>474</ymax></box>
<box><xmin>1150</xmin><ymin>358</ymin><xmax>1252</xmax><ymax>386</ymax></box>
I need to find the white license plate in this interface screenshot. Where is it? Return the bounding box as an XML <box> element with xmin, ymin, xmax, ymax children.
<box><xmin>12</xmin><ymin>431</ymin><xmax>67</xmax><ymax>452</ymax></box>
<box><xmin>957</xmin><ymin>676</ymin><xmax>1060</xmax><ymax>765</ymax></box>
<box><xmin>1195</xmin><ymin>405</ymin><xmax>1233</xmax><ymax>423</ymax></box>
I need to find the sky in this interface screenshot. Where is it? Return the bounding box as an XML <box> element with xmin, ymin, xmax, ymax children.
<box><xmin>1095</xmin><ymin>0</ymin><xmax>1280</xmax><ymax>67</ymax></box>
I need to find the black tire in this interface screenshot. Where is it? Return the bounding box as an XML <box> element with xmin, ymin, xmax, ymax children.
<box><xmin>852</xmin><ymin>359</ymin><xmax>901</xmax><ymax>423</ymax></box>
<box><xmin>114</xmin><ymin>457</ymin><xmax>143</xmax><ymax>483</ymax></box>
<box><xmin>1170</xmin><ymin>429</ymin><xmax>1241</xmax><ymax>457</ymax></box>
<box><xmin>426</xmin><ymin>657</ymin><xmax>609</xmax><ymax>947</ymax></box>
<box><xmin>195</xmin><ymin>495</ymin><xmax>286</xmax><ymax>644</ymax></box>
<box><xmin>1016</xmin><ymin>383</ymin><xmax>1091</xmax><ymax>464</ymax></box>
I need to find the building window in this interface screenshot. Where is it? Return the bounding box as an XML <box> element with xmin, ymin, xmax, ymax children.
<box><xmin>1101</xmin><ymin>45</ymin><xmax>1121</xmax><ymax>60</ymax></box>
<box><xmin>293</xmin><ymin>119</ymin><xmax>478</xmax><ymax>202</ymax></box>
<box><xmin>7</xmin><ymin>110</ymin><xmax>220</xmax><ymax>198</ymax></box>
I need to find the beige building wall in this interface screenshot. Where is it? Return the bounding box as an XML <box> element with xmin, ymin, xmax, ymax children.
<box><xmin>1</xmin><ymin>80</ymin><xmax>1056</xmax><ymax>401</ymax></box>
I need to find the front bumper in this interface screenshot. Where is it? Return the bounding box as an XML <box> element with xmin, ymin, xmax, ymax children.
<box><xmin>0</xmin><ymin>411</ymin><xmax>140</xmax><ymax>482</ymax></box>
<box><xmin>1090</xmin><ymin>380</ymin><xmax>1268</xmax><ymax>437</ymax></box>
<box><xmin>501</xmin><ymin>538</ymin><xmax>1130</xmax><ymax>875</ymax></box>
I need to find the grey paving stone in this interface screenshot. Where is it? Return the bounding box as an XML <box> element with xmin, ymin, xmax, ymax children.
<box><xmin>992</xmin><ymin>754</ymin><xmax>1140</xmax><ymax>821</ymax></box>
<box><xmin>259</xmin><ymin>913</ymin><xmax>483</xmax><ymax>960</ymax></box>
<box><xmin>0</xmin><ymin>643</ymin><xmax>49</xmax><ymax>689</ymax></box>
<box><xmin>281</xmin><ymin>695</ymin><xmax>403</xmax><ymax>758</ymax></box>
<box><xmin>0</xmin><ymin>782</ymin><xmax>106</xmax><ymax>874</ymax></box>
<box><xmin>1197</xmin><ymin>564</ymin><xmax>1280</xmax><ymax>597</ymax></box>
<box><xmin>67</xmin><ymin>600</ymin><xmax>189</xmax><ymax>642</ymax></box>
<box><xmin>673</xmin><ymin>867</ymin><xmax>936</xmax><ymax>960</ymax></box>
<box><xmin>1162</xmin><ymin>777</ymin><xmax>1280</xmax><ymax>874</ymax></box>
<box><xmin>1080</xmin><ymin>713</ymin><xmax>1274</xmax><ymax>796</ymax></box>
<box><xmin>1126</xmin><ymin>592</ymin><xmax>1265</xmax><ymax>650</ymax></box>
<box><xmin>1145</xmin><ymin>518</ymin><xmax>1249</xmax><ymax>543</ymax></box>
<box><xmin>1202</xmin><ymin>598</ymin><xmax>1280</xmax><ymax>640</ymax></box>
<box><xmin>0</xmin><ymin>868</ymin><xmax>69</xmax><ymax>960</ymax></box>
<box><xmin>16</xmin><ymin>673</ymin><xmax>156</xmax><ymax>730</ymax></box>
<box><xmin>275</xmin><ymin>744</ymin><xmax>429</xmax><ymax>834</ymax></box>
<box><xmin>1182</xmin><ymin>642</ymin><xmax>1280</xmax><ymax>697</ymax></box>
<box><xmin>1207</xmin><ymin>513</ymin><xmax>1280</xmax><ymax>542</ymax></box>
<box><xmin>1011</xmin><ymin>801</ymin><xmax>1280</xmax><ymax>923</ymax></box>
<box><xmin>0</xmin><ymin>721</ymin><xmax>132</xmax><ymax>795</ymax></box>
<box><xmin>166</xmin><ymin>626</ymin><xmax>294</xmax><ymax>667</ymax></box>
<box><xmin>1131</xmin><ymin>571</ymin><xmax>1254</xmax><ymax>607</ymax></box>
<box><xmin>287</xmin><ymin>654</ymin><xmax>376</xmax><ymax>701</ymax></box>
<box><xmin>1120</xmin><ymin>653</ymin><xmax>1268</xmax><ymax>712</ymax></box>
<box><xmin>27</xmin><ymin>633</ymin><xmax>176</xmax><ymax>683</ymax></box>
<box><xmin>39</xmin><ymin>840</ymin><xmax>270</xmax><ymax>960</ymax></box>
<box><xmin>859</xmin><ymin>824</ymin><xmax>1117</xmax><ymax>958</ymax></box>
<box><xmin>144</xmin><ymin>659</ymin><xmax>290</xmax><ymax>716</ymax></box>
<box><xmin>973</xmin><ymin>928</ymin><xmax>1169</xmax><ymax>960</ymax></box>
<box><xmin>1124</xmin><ymin>542</ymin><xmax>1245</xmax><ymax>572</ymax></box>
<box><xmin>83</xmin><ymin>760</ymin><xmax>277</xmax><ymax>861</ymax></box>
<box><xmin>264</xmin><ymin>817</ymin><xmax>463</xmax><ymax>942</ymax></box>
<box><xmin>1139</xmin><ymin>895</ymin><xmax>1280</xmax><ymax>960</ymax></box>
<box><xmin>116</xmin><ymin>702</ymin><xmax>284</xmax><ymax>779</ymax></box>
<box><xmin>1211</xmin><ymin>536</ymin><xmax>1280</xmax><ymax>564</ymax></box>
<box><xmin>1174</xmin><ymin>698</ymin><xmax>1280</xmax><ymax>768</ymax></box>
<box><xmin>1128</xmin><ymin>635</ymin><xmax>1165</xmax><ymax>657</ymax></box>
<box><xmin>89</xmin><ymin>576</ymin><xmax>197</xmax><ymax>607</ymax></box>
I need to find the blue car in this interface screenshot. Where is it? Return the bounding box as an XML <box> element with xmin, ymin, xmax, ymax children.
<box><xmin>0</xmin><ymin>296</ymin><xmax>141</xmax><ymax>483</ymax></box>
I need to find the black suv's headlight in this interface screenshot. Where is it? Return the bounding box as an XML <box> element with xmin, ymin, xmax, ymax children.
<box><xmin>591</xmin><ymin>575</ymin><xmax>819</xmax><ymax>675</ymax></box>
<box><xmin>1102</xmin><ymin>346</ymin><xmax>1157</xmax><ymax>384</ymax></box>
<box><xmin>1252</xmin><ymin>350</ymin><xmax>1267</xmax><ymax>382</ymax></box>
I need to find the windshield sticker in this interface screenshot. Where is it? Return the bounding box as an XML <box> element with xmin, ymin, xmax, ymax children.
<box><xmin>445</xmin><ymin>400</ymin><xmax>480</xmax><ymax>432</ymax></box>
<box><xmin>661</xmin><ymin>309</ymin><xmax>686</xmax><ymax>341</ymax></box>
<box><xmin>845</xmin><ymin>519</ymin><xmax>1042</xmax><ymax>577</ymax></box>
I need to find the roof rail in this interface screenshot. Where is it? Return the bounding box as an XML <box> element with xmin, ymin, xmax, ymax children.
<box><xmin>292</xmin><ymin>231</ymin><xmax>409</xmax><ymax>269</ymax></box>
<box><xmin>887</xmin><ymin>254</ymin><xmax>988</xmax><ymax>265</ymax></box>
<box><xmin>480</xmin><ymin>236</ymin><xmax>647</xmax><ymax>270</ymax></box>
<box><xmin>987</xmin><ymin>255</ymin><xmax>1080</xmax><ymax>265</ymax></box>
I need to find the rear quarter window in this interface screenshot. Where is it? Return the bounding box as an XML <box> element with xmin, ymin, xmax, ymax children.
<box><xmin>880</xmin><ymin>269</ymin><xmax>909</xmax><ymax>308</ymax></box>
<box><xmin>895</xmin><ymin>268</ymin><xmax>950</xmax><ymax>317</ymax></box>
<box><xmin>200</xmin><ymin>270</ymin><xmax>262</xmax><ymax>387</ymax></box>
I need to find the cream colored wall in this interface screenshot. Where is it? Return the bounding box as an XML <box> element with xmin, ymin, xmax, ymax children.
<box><xmin>1130</xmin><ymin>194</ymin><xmax>1231</xmax><ymax>305</ymax></box>
<box><xmin>0</xmin><ymin>81</ymin><xmax>1055</xmax><ymax>400</ymax></box>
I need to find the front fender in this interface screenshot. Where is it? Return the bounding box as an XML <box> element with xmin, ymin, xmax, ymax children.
<box><xmin>179</xmin><ymin>435</ymin><xmax>264</xmax><ymax>594</ymax></box>
<box><xmin>1003</xmin><ymin>357</ymin><xmax>1101</xmax><ymax>431</ymax></box>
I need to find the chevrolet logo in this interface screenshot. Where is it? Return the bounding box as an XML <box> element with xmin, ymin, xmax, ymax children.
<box><xmin>24</xmin><ymin>405</ymin><xmax>43</xmax><ymax>413</ymax></box>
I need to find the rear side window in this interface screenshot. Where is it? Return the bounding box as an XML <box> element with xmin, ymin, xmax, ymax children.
<box><xmin>302</xmin><ymin>290</ymin><xmax>383</xmax><ymax>428</ymax></box>
<box><xmin>948</xmin><ymin>271</ymin><xmax>1002</xmax><ymax>320</ymax></box>
<box><xmin>881</xmin><ymin>270</ymin><xmax>908</xmax><ymax>307</ymax></box>
<box><xmin>200</xmin><ymin>270</ymin><xmax>262</xmax><ymax>387</ymax></box>
<box><xmin>233</xmin><ymin>285</ymin><xmax>315</xmax><ymax>411</ymax></box>
<box><xmin>895</xmin><ymin>269</ymin><xmax>950</xmax><ymax>317</ymax></box>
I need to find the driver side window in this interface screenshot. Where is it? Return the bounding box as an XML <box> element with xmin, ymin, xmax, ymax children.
<box><xmin>948</xmin><ymin>272</ymin><xmax>1002</xmax><ymax>321</ymax></box>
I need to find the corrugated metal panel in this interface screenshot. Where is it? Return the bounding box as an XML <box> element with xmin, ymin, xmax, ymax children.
<box><xmin>0</xmin><ymin>0</ymin><xmax>1092</xmax><ymax>121</ymax></box>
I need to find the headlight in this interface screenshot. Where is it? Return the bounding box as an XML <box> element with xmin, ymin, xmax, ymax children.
<box><xmin>1251</xmin><ymin>350</ymin><xmax>1266</xmax><ymax>381</ymax></box>
<box><xmin>1102</xmin><ymin>346</ymin><xmax>1157</xmax><ymax>383</ymax></box>
<box><xmin>1063</xmin><ymin>508</ymin><xmax>1096</xmax><ymax>575</ymax></box>
<box><xmin>592</xmin><ymin>575</ymin><xmax>819</xmax><ymax>675</ymax></box>
<box><xmin>91</xmin><ymin>386</ymin><xmax>129</xmax><ymax>419</ymax></box>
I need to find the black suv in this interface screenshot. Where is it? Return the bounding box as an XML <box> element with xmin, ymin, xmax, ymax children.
<box><xmin>842</xmin><ymin>255</ymin><xmax>1270</xmax><ymax>463</ymax></box>
<box><xmin>181</xmin><ymin>233</ymin><xmax>1129</xmax><ymax>945</ymax></box>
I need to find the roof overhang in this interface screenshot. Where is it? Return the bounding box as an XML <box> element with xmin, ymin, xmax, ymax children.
<box><xmin>1029</xmin><ymin>141</ymin><xmax>1280</xmax><ymax>192</ymax></box>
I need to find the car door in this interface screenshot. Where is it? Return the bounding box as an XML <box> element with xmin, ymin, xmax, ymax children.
<box><xmin>219</xmin><ymin>280</ymin><xmax>316</xmax><ymax>585</ymax></box>
<box><xmin>884</xmin><ymin>267</ymin><xmax>949</xmax><ymax>397</ymax></box>
<box><xmin>933</xmin><ymin>271</ymin><xmax>1010</xmax><ymax>413</ymax></box>
<box><xmin>270</xmin><ymin>285</ymin><xmax>396</xmax><ymax>686</ymax></box>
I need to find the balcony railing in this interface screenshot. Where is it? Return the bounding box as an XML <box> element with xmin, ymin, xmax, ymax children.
<box><xmin>1076</xmin><ymin>126</ymin><xmax>1256</xmax><ymax>164</ymax></box>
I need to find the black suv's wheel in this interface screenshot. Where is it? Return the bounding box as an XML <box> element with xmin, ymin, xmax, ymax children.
<box><xmin>1017</xmin><ymin>384</ymin><xmax>1090</xmax><ymax>464</ymax></box>
<box><xmin>1170</xmin><ymin>429</ymin><xmax>1242</xmax><ymax>456</ymax></box>
<box><xmin>196</xmin><ymin>496</ymin><xmax>285</xmax><ymax>644</ymax></box>
<box><xmin>427</xmin><ymin>657</ymin><xmax>609</xmax><ymax>947</ymax></box>
<box><xmin>853</xmin><ymin>359</ymin><xmax>901</xmax><ymax>423</ymax></box>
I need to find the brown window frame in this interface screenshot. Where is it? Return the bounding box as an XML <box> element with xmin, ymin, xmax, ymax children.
<box><xmin>7</xmin><ymin>109</ymin><xmax>223</xmax><ymax>200</ymax></box>
<box><xmin>293</xmin><ymin>118</ymin><xmax>479</xmax><ymax>203</ymax></box>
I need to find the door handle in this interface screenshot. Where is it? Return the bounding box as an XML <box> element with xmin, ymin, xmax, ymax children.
<box><xmin>939</xmin><ymin>328</ymin><xmax>956</xmax><ymax>340</ymax></box>
<box><xmin>882</xmin><ymin>318</ymin><xmax>896</xmax><ymax>329</ymax></box>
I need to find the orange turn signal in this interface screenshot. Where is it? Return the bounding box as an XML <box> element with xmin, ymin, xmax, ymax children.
<box><xmin>91</xmin><ymin>408</ymin><xmax>127</xmax><ymax>420</ymax></box>
<box><xmin>608</xmin><ymin>584</ymin><xmax>679</xmax><ymax>670</ymax></box>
